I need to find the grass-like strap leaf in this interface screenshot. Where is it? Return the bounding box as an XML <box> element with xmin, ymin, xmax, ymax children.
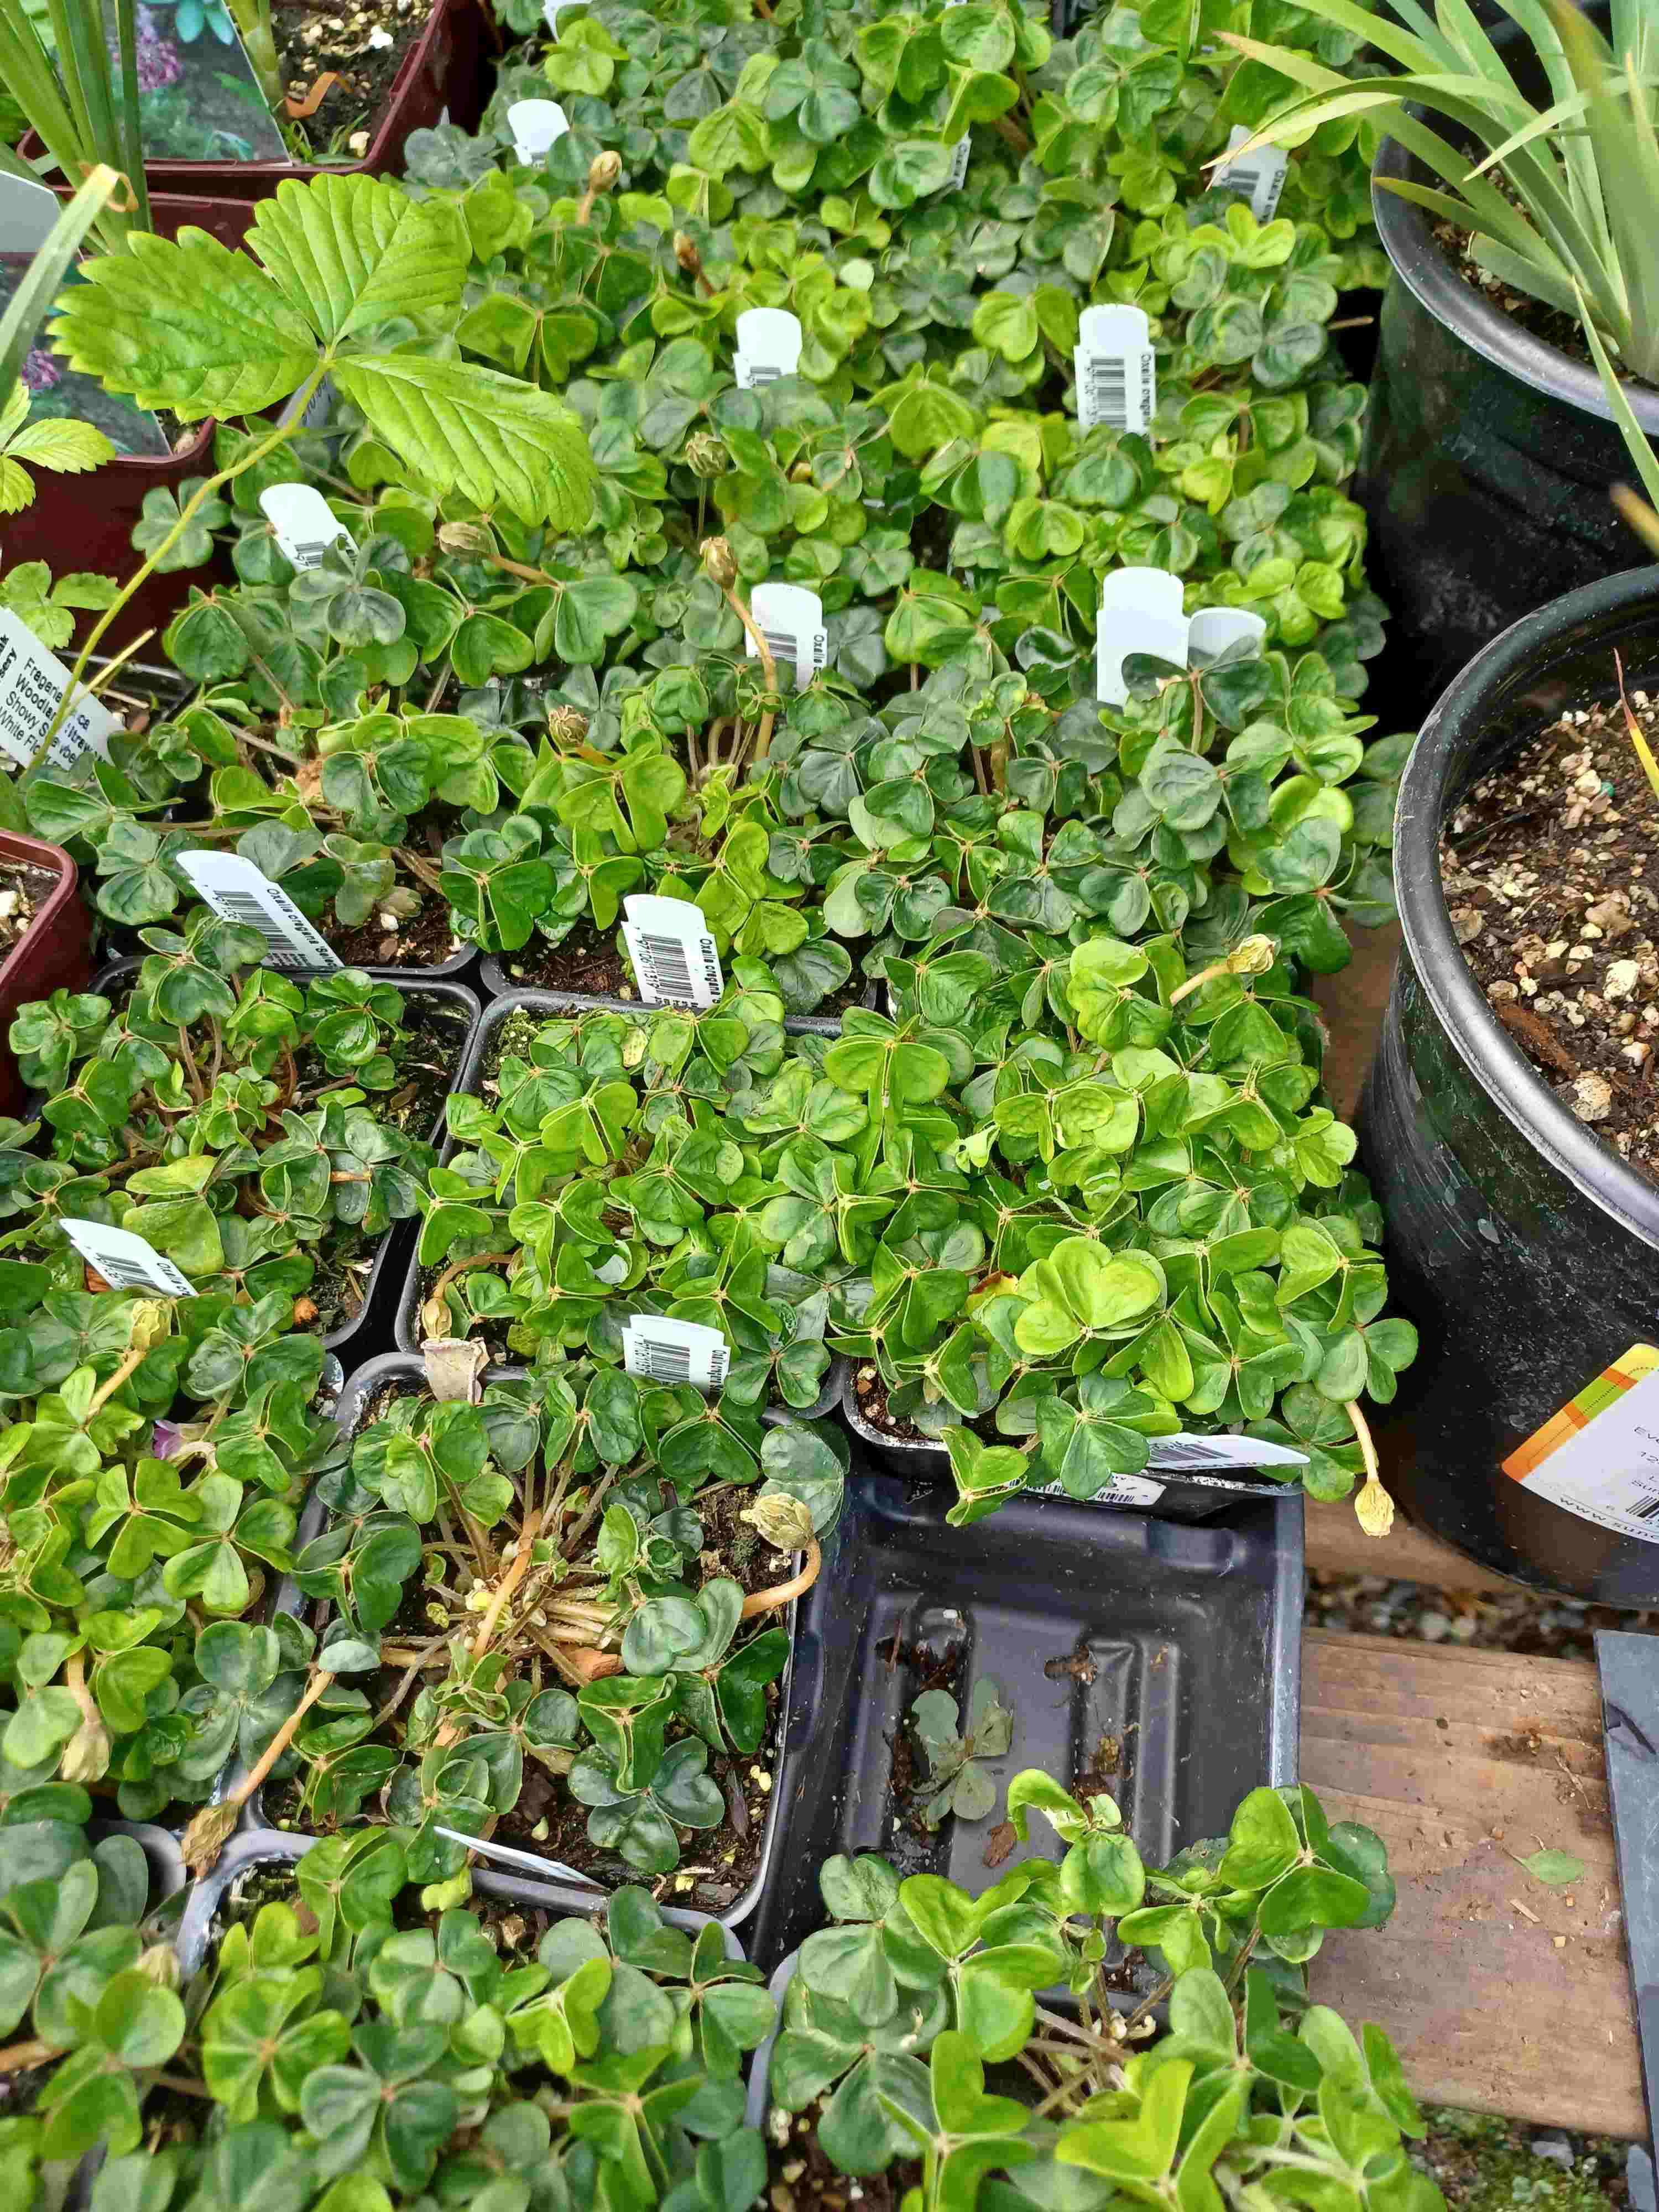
<box><xmin>330</xmin><ymin>352</ymin><xmax>597</xmax><ymax>526</ymax></box>
<box><xmin>49</xmin><ymin>225</ymin><xmax>319</xmax><ymax>419</ymax></box>
<box><xmin>247</xmin><ymin>174</ymin><xmax>469</xmax><ymax>346</ymax></box>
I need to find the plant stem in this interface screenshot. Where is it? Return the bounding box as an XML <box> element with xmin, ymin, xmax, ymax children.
<box><xmin>739</xmin><ymin>1536</ymin><xmax>821</xmax><ymax>1618</ymax></box>
<box><xmin>470</xmin><ymin>1510</ymin><xmax>542</xmax><ymax>1661</ymax></box>
<box><xmin>88</xmin><ymin>1339</ymin><xmax>149</xmax><ymax>1416</ymax></box>
<box><xmin>40</xmin><ymin>364</ymin><xmax>327</xmax><ymax>759</ymax></box>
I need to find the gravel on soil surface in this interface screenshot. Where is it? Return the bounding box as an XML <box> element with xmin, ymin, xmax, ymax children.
<box><xmin>1308</xmin><ymin>1569</ymin><xmax>1658</xmax><ymax>1663</ymax></box>
<box><xmin>1416</xmin><ymin>2107</ymin><xmax>1633</xmax><ymax>2212</ymax></box>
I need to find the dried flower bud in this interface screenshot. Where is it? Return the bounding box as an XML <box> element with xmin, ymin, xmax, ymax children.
<box><xmin>547</xmin><ymin>703</ymin><xmax>590</xmax><ymax>743</ymax></box>
<box><xmin>128</xmin><ymin>1298</ymin><xmax>170</xmax><ymax>1355</ymax></box>
<box><xmin>1354</xmin><ymin>1477</ymin><xmax>1395</xmax><ymax>1538</ymax></box>
<box><xmin>438</xmin><ymin>520</ymin><xmax>494</xmax><ymax>557</ymax></box>
<box><xmin>684</xmin><ymin>431</ymin><xmax>729</xmax><ymax>481</ymax></box>
<box><xmin>701</xmin><ymin>535</ymin><xmax>738</xmax><ymax>589</ymax></box>
<box><xmin>587</xmin><ymin>150</ymin><xmax>621</xmax><ymax>194</ymax></box>
<box><xmin>741</xmin><ymin>1491</ymin><xmax>815</xmax><ymax>1551</ymax></box>
<box><xmin>674</xmin><ymin>231</ymin><xmax>703</xmax><ymax>278</ymax></box>
<box><xmin>181</xmin><ymin>1799</ymin><xmax>241</xmax><ymax>1876</ymax></box>
<box><xmin>1227</xmin><ymin>933</ymin><xmax>1276</xmax><ymax>979</ymax></box>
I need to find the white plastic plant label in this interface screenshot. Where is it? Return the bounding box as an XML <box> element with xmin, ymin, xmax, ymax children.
<box><xmin>1214</xmin><ymin>126</ymin><xmax>1289</xmax><ymax>223</ymax></box>
<box><xmin>621</xmin><ymin>1314</ymin><xmax>730</xmax><ymax>1390</ymax></box>
<box><xmin>1187</xmin><ymin>607</ymin><xmax>1267</xmax><ymax>662</ymax></box>
<box><xmin>939</xmin><ymin>0</ymin><xmax>971</xmax><ymax>190</ymax></box>
<box><xmin>1074</xmin><ymin>304</ymin><xmax>1156</xmax><ymax>435</ymax></box>
<box><xmin>259</xmin><ymin>483</ymin><xmax>354</xmax><ymax>571</ymax></box>
<box><xmin>275</xmin><ymin>374</ymin><xmax>335</xmax><ymax>432</ymax></box>
<box><xmin>61</xmin><ymin>1220</ymin><xmax>194</xmax><ymax>1297</ymax></box>
<box><xmin>749</xmin><ymin>582</ymin><xmax>828</xmax><ymax>691</ymax></box>
<box><xmin>734</xmin><ymin>306</ymin><xmax>802</xmax><ymax>389</ymax></box>
<box><xmin>176</xmin><ymin>852</ymin><xmax>342</xmax><ymax>972</ymax></box>
<box><xmin>1096</xmin><ymin>567</ymin><xmax>1187</xmax><ymax>707</ymax></box>
<box><xmin>621</xmin><ymin>893</ymin><xmax>723</xmax><ymax>1008</ymax></box>
<box><xmin>1147</xmin><ymin>1433</ymin><xmax>1309</xmax><ymax>1474</ymax></box>
<box><xmin>541</xmin><ymin>0</ymin><xmax>584</xmax><ymax>29</ymax></box>
<box><xmin>435</xmin><ymin>1827</ymin><xmax>587</xmax><ymax>1882</ymax></box>
<box><xmin>0</xmin><ymin>609</ymin><xmax>117</xmax><ymax>774</ymax></box>
<box><xmin>1501</xmin><ymin>1344</ymin><xmax>1659</xmax><ymax>1545</ymax></box>
<box><xmin>509</xmin><ymin>98</ymin><xmax>570</xmax><ymax>161</ymax></box>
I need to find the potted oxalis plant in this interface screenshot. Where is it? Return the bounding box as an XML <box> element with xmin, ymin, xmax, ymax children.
<box><xmin>0</xmin><ymin>1764</ymin><xmax>1445</xmax><ymax>2212</ymax></box>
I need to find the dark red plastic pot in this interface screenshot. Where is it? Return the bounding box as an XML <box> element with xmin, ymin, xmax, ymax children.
<box><xmin>57</xmin><ymin>0</ymin><xmax>490</xmax><ymax>201</ymax></box>
<box><xmin>0</xmin><ymin>832</ymin><xmax>91</xmax><ymax>1118</ymax></box>
<box><xmin>6</xmin><ymin>197</ymin><xmax>247</xmax><ymax>655</ymax></box>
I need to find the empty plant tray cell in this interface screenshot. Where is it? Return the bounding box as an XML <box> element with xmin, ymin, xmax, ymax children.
<box><xmin>745</xmin><ymin>1471</ymin><xmax>1303</xmax><ymax>1967</ymax></box>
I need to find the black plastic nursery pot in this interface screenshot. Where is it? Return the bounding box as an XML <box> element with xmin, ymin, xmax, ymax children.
<box><xmin>741</xmin><ymin>1469</ymin><xmax>1302</xmax><ymax>1970</ymax></box>
<box><xmin>0</xmin><ymin>831</ymin><xmax>91</xmax><ymax>1118</ymax></box>
<box><xmin>176</xmin><ymin>1827</ymin><xmax>742</xmax><ymax>1983</ymax></box>
<box><xmin>1355</xmin><ymin>130</ymin><xmax>1659</xmax><ymax>731</ymax></box>
<box><xmin>391</xmin><ymin>987</ymin><xmax>847</xmax><ymax>1418</ymax></box>
<box><xmin>839</xmin><ymin>1364</ymin><xmax>1300</xmax><ymax>1525</ymax></box>
<box><xmin>82</xmin><ymin>958</ymin><xmax>478</xmax><ymax>1365</ymax></box>
<box><xmin>243</xmin><ymin>1351</ymin><xmax>807</xmax><ymax>1928</ymax></box>
<box><xmin>1359</xmin><ymin>565</ymin><xmax>1659</xmax><ymax>1604</ymax></box>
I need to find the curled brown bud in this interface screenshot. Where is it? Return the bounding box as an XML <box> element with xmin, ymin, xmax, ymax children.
<box><xmin>674</xmin><ymin>231</ymin><xmax>702</xmax><ymax>277</ymax></box>
<box><xmin>684</xmin><ymin>431</ymin><xmax>729</xmax><ymax>480</ymax></box>
<box><xmin>700</xmin><ymin>535</ymin><xmax>738</xmax><ymax>590</ymax></box>
<box><xmin>588</xmin><ymin>150</ymin><xmax>621</xmax><ymax>194</ymax></box>
<box><xmin>547</xmin><ymin>704</ymin><xmax>591</xmax><ymax>743</ymax></box>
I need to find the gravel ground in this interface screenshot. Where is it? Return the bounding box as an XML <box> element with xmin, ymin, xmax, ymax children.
<box><xmin>1417</xmin><ymin>2110</ymin><xmax>1635</xmax><ymax>2212</ymax></box>
<box><xmin>1308</xmin><ymin>1571</ymin><xmax>1659</xmax><ymax>1662</ymax></box>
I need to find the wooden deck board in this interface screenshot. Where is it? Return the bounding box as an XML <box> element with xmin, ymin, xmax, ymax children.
<box><xmin>1301</xmin><ymin>1629</ymin><xmax>1643</xmax><ymax>2137</ymax></box>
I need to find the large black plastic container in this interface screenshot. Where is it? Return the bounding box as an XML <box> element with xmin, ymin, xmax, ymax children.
<box><xmin>742</xmin><ymin>1470</ymin><xmax>1302</xmax><ymax>1970</ymax></box>
<box><xmin>1361</xmin><ymin>566</ymin><xmax>1659</xmax><ymax>1603</ymax></box>
<box><xmin>1356</xmin><ymin>133</ymin><xmax>1659</xmax><ymax>731</ymax></box>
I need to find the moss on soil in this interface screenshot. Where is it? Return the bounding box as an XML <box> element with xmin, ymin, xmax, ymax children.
<box><xmin>1416</xmin><ymin>2109</ymin><xmax>1630</xmax><ymax>2212</ymax></box>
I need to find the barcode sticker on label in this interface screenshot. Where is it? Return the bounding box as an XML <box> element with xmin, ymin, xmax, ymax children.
<box><xmin>1097</xmin><ymin>566</ymin><xmax>1188</xmax><ymax>707</ymax></box>
<box><xmin>276</xmin><ymin>375</ymin><xmax>335</xmax><ymax>432</ymax></box>
<box><xmin>509</xmin><ymin>98</ymin><xmax>570</xmax><ymax>160</ymax></box>
<box><xmin>1187</xmin><ymin>607</ymin><xmax>1267</xmax><ymax>663</ymax></box>
<box><xmin>1146</xmin><ymin>1433</ymin><xmax>1308</xmax><ymax>1473</ymax></box>
<box><xmin>1503</xmin><ymin>1344</ymin><xmax>1659</xmax><ymax>1546</ymax></box>
<box><xmin>622</xmin><ymin>1315</ymin><xmax>729</xmax><ymax>1389</ymax></box>
<box><xmin>1214</xmin><ymin>126</ymin><xmax>1289</xmax><ymax>223</ymax></box>
<box><xmin>946</xmin><ymin>134</ymin><xmax>971</xmax><ymax>190</ymax></box>
<box><xmin>176</xmin><ymin>852</ymin><xmax>343</xmax><ymax>972</ymax></box>
<box><xmin>62</xmin><ymin>1219</ymin><xmax>194</xmax><ymax>1297</ymax></box>
<box><xmin>749</xmin><ymin>582</ymin><xmax>828</xmax><ymax>691</ymax></box>
<box><xmin>622</xmin><ymin>893</ymin><xmax>723</xmax><ymax>1009</ymax></box>
<box><xmin>259</xmin><ymin>484</ymin><xmax>354</xmax><ymax>572</ymax></box>
<box><xmin>735</xmin><ymin>306</ymin><xmax>802</xmax><ymax>389</ymax></box>
<box><xmin>0</xmin><ymin>608</ymin><xmax>118</xmax><ymax>775</ymax></box>
<box><xmin>1033</xmin><ymin>1472</ymin><xmax>1167</xmax><ymax>1509</ymax></box>
<box><xmin>1075</xmin><ymin>304</ymin><xmax>1155</xmax><ymax>435</ymax></box>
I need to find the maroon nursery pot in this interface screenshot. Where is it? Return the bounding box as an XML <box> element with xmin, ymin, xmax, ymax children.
<box><xmin>107</xmin><ymin>0</ymin><xmax>486</xmax><ymax>201</ymax></box>
<box><xmin>0</xmin><ymin>832</ymin><xmax>91</xmax><ymax>1117</ymax></box>
<box><xmin>2</xmin><ymin>197</ymin><xmax>248</xmax><ymax>655</ymax></box>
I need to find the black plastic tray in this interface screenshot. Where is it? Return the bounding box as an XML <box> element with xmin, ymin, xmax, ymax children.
<box><xmin>479</xmin><ymin>954</ymin><xmax>877</xmax><ymax>1018</ymax></box>
<box><xmin>242</xmin><ymin>1350</ymin><xmax>807</xmax><ymax>1929</ymax></box>
<box><xmin>82</xmin><ymin>958</ymin><xmax>479</xmax><ymax>1367</ymax></box>
<box><xmin>838</xmin><ymin>1364</ymin><xmax>1301</xmax><ymax>1522</ymax></box>
<box><xmin>743</xmin><ymin>1469</ymin><xmax>1303</xmax><ymax>1969</ymax></box>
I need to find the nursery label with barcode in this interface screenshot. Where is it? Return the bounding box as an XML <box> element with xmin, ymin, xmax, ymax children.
<box><xmin>61</xmin><ymin>1220</ymin><xmax>194</xmax><ymax>1297</ymax></box>
<box><xmin>1502</xmin><ymin>1343</ymin><xmax>1659</xmax><ymax>1543</ymax></box>
<box><xmin>176</xmin><ymin>853</ymin><xmax>342</xmax><ymax>971</ymax></box>
<box><xmin>621</xmin><ymin>1317</ymin><xmax>729</xmax><ymax>1389</ymax></box>
<box><xmin>259</xmin><ymin>484</ymin><xmax>354</xmax><ymax>570</ymax></box>
<box><xmin>621</xmin><ymin>894</ymin><xmax>723</xmax><ymax>1008</ymax></box>
<box><xmin>1075</xmin><ymin>305</ymin><xmax>1155</xmax><ymax>435</ymax></box>
<box><xmin>0</xmin><ymin>610</ymin><xmax>117</xmax><ymax>773</ymax></box>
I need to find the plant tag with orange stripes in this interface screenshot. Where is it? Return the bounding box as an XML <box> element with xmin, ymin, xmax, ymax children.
<box><xmin>1503</xmin><ymin>1344</ymin><xmax>1659</xmax><ymax>1541</ymax></box>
